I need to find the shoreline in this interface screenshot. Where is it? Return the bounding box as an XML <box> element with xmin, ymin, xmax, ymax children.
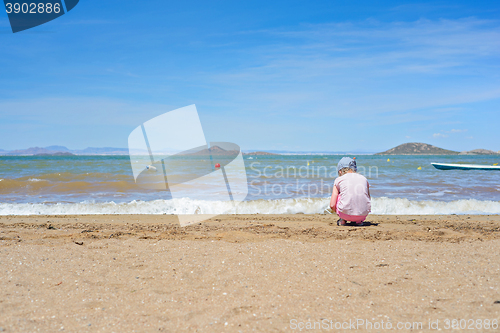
<box><xmin>1</xmin><ymin>214</ymin><xmax>499</xmax><ymax>332</ymax></box>
<box><xmin>1</xmin><ymin>214</ymin><xmax>500</xmax><ymax>243</ymax></box>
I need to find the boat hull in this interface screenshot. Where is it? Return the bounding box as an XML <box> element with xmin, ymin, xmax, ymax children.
<box><xmin>431</xmin><ymin>163</ymin><xmax>500</xmax><ymax>171</ymax></box>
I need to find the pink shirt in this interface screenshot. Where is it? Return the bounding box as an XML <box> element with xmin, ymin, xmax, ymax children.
<box><xmin>334</xmin><ymin>173</ymin><xmax>371</xmax><ymax>216</ymax></box>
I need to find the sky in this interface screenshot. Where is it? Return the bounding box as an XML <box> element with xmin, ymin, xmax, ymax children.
<box><xmin>1</xmin><ymin>0</ymin><xmax>499</xmax><ymax>152</ymax></box>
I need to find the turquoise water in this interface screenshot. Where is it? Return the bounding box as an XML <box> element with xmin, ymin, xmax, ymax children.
<box><xmin>0</xmin><ymin>155</ymin><xmax>499</xmax><ymax>214</ymax></box>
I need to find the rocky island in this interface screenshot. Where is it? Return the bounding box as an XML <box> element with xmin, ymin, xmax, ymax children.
<box><xmin>376</xmin><ymin>143</ymin><xmax>499</xmax><ymax>155</ymax></box>
<box><xmin>459</xmin><ymin>149</ymin><xmax>499</xmax><ymax>155</ymax></box>
<box><xmin>375</xmin><ymin>142</ymin><xmax>459</xmax><ymax>155</ymax></box>
<box><xmin>244</xmin><ymin>151</ymin><xmax>280</xmax><ymax>156</ymax></box>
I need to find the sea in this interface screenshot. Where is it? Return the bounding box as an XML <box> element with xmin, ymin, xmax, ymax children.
<box><xmin>1</xmin><ymin>154</ymin><xmax>499</xmax><ymax>215</ymax></box>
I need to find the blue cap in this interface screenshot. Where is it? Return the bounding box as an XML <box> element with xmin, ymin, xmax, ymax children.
<box><xmin>337</xmin><ymin>157</ymin><xmax>357</xmax><ymax>174</ymax></box>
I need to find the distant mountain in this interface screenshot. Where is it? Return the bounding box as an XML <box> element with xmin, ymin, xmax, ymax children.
<box><xmin>4</xmin><ymin>146</ymin><xmax>128</xmax><ymax>156</ymax></box>
<box><xmin>459</xmin><ymin>149</ymin><xmax>499</xmax><ymax>155</ymax></box>
<box><xmin>375</xmin><ymin>143</ymin><xmax>459</xmax><ymax>155</ymax></box>
<box><xmin>73</xmin><ymin>147</ymin><xmax>128</xmax><ymax>155</ymax></box>
<box><xmin>181</xmin><ymin>145</ymin><xmax>239</xmax><ymax>156</ymax></box>
<box><xmin>7</xmin><ymin>147</ymin><xmax>56</xmax><ymax>155</ymax></box>
<box><xmin>245</xmin><ymin>151</ymin><xmax>280</xmax><ymax>156</ymax></box>
<box><xmin>45</xmin><ymin>145</ymin><xmax>71</xmax><ymax>152</ymax></box>
<box><xmin>5</xmin><ymin>144</ymin><xmax>495</xmax><ymax>156</ymax></box>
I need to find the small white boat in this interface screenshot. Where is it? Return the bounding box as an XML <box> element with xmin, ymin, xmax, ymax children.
<box><xmin>431</xmin><ymin>162</ymin><xmax>500</xmax><ymax>170</ymax></box>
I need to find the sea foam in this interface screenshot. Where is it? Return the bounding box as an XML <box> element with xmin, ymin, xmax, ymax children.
<box><xmin>0</xmin><ymin>197</ymin><xmax>499</xmax><ymax>215</ymax></box>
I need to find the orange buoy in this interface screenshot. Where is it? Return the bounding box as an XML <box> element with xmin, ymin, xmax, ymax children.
<box><xmin>215</xmin><ymin>163</ymin><xmax>221</xmax><ymax>168</ymax></box>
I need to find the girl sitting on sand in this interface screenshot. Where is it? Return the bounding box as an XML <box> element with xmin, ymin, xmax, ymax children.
<box><xmin>330</xmin><ymin>157</ymin><xmax>371</xmax><ymax>226</ymax></box>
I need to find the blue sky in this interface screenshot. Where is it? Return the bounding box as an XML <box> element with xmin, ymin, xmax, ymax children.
<box><xmin>1</xmin><ymin>0</ymin><xmax>499</xmax><ymax>152</ymax></box>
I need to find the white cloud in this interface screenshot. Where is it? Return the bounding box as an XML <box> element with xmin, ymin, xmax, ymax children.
<box><xmin>432</xmin><ymin>129</ymin><xmax>468</xmax><ymax>138</ymax></box>
<box><xmin>207</xmin><ymin>18</ymin><xmax>500</xmax><ymax>119</ymax></box>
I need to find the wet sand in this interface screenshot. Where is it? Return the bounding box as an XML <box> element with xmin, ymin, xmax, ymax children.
<box><xmin>1</xmin><ymin>214</ymin><xmax>500</xmax><ymax>332</ymax></box>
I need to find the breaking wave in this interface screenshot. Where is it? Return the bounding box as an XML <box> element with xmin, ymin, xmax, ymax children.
<box><xmin>1</xmin><ymin>197</ymin><xmax>499</xmax><ymax>215</ymax></box>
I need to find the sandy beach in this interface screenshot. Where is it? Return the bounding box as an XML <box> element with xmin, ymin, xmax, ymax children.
<box><xmin>1</xmin><ymin>214</ymin><xmax>500</xmax><ymax>332</ymax></box>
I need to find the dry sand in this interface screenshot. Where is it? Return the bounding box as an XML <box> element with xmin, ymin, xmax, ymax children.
<box><xmin>1</xmin><ymin>214</ymin><xmax>500</xmax><ymax>332</ymax></box>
